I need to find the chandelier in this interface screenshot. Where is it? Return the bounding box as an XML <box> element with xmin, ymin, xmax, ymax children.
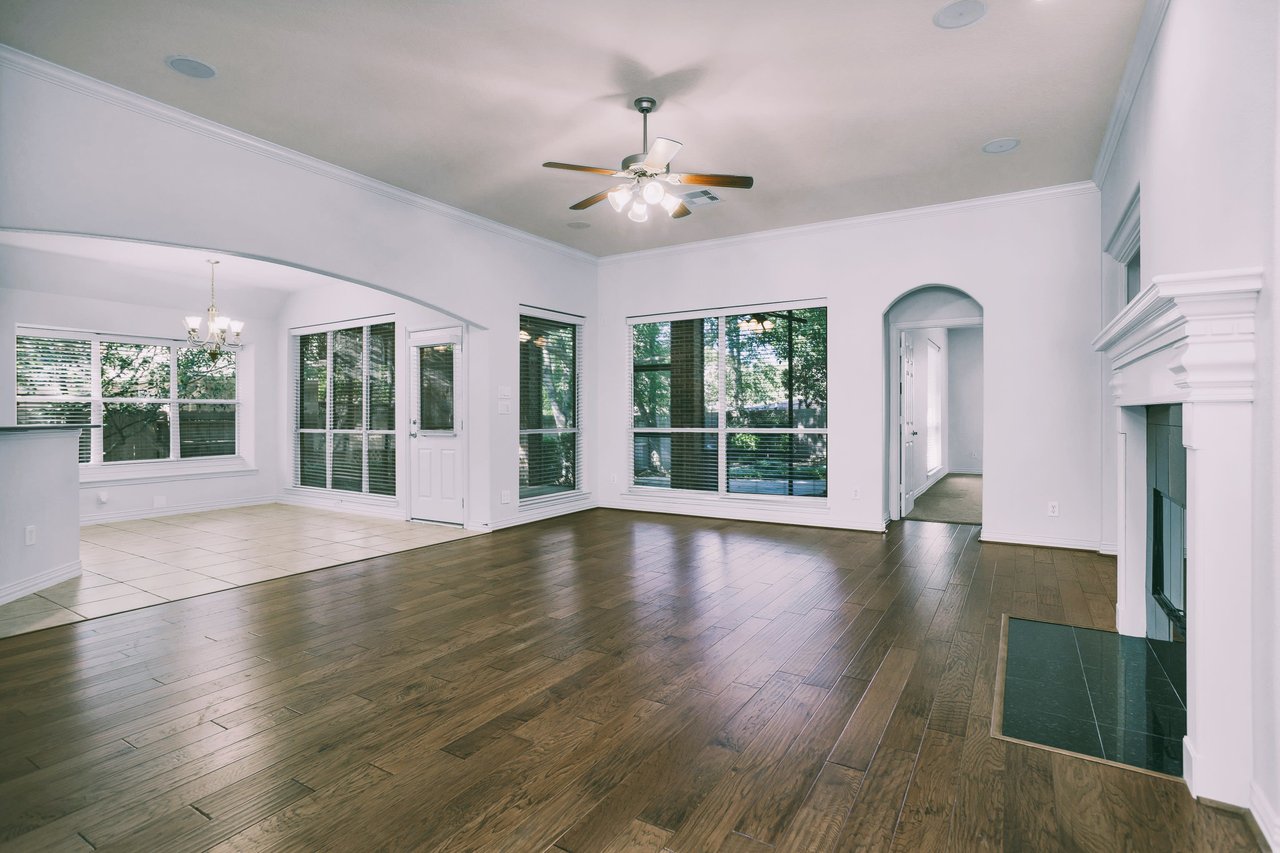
<box><xmin>183</xmin><ymin>259</ymin><xmax>243</xmax><ymax>363</ymax></box>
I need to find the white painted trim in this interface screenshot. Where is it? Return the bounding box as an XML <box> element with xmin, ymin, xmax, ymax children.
<box><xmin>79</xmin><ymin>460</ymin><xmax>259</xmax><ymax>487</ymax></box>
<box><xmin>1097</xmin><ymin>541</ymin><xmax>1118</xmax><ymax>556</ymax></box>
<box><xmin>599</xmin><ymin>182</ymin><xmax>1098</xmax><ymax>264</ymax></box>
<box><xmin>1092</xmin><ymin>0</ymin><xmax>1173</xmax><ymax>187</ymax></box>
<box><xmin>603</xmin><ymin>493</ymin><xmax>882</xmax><ymax>532</ymax></box>
<box><xmin>276</xmin><ymin>490</ymin><xmax>404</xmax><ymax>521</ymax></box>
<box><xmin>979</xmin><ymin>530</ymin><xmax>1106</xmax><ymax>553</ymax></box>
<box><xmin>1105</xmin><ymin>187</ymin><xmax>1141</xmax><ymax>263</ymax></box>
<box><xmin>0</xmin><ymin>44</ymin><xmax>595</xmax><ymax>267</ymax></box>
<box><xmin>892</xmin><ymin>317</ymin><xmax>983</xmax><ymax>331</ymax></box>
<box><xmin>0</xmin><ymin>560</ymin><xmax>81</xmax><ymax>607</ymax></box>
<box><xmin>481</xmin><ymin>495</ymin><xmax>598</xmax><ymax>530</ymax></box>
<box><xmin>1250</xmin><ymin>781</ymin><xmax>1280</xmax><ymax>850</ymax></box>
<box><xmin>626</xmin><ymin>297</ymin><xmax>827</xmax><ymax>325</ymax></box>
<box><xmin>80</xmin><ymin>495</ymin><xmax>276</xmax><ymax>525</ymax></box>
<box><xmin>948</xmin><ymin>465</ymin><xmax>983</xmax><ymax>476</ymax></box>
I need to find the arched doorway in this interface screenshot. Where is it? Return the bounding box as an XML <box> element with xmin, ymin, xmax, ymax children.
<box><xmin>883</xmin><ymin>285</ymin><xmax>984</xmax><ymax>525</ymax></box>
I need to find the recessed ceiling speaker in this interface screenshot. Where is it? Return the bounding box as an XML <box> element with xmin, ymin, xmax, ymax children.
<box><xmin>166</xmin><ymin>56</ymin><xmax>217</xmax><ymax>79</ymax></box>
<box><xmin>982</xmin><ymin>137</ymin><xmax>1021</xmax><ymax>154</ymax></box>
<box><xmin>934</xmin><ymin>0</ymin><xmax>987</xmax><ymax>29</ymax></box>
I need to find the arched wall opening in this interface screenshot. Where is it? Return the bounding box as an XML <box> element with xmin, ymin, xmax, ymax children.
<box><xmin>882</xmin><ymin>285</ymin><xmax>984</xmax><ymax>524</ymax></box>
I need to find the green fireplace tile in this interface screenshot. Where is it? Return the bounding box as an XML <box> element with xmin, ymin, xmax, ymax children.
<box><xmin>1098</xmin><ymin>724</ymin><xmax>1183</xmax><ymax>776</ymax></box>
<box><xmin>1002</xmin><ymin>704</ymin><xmax>1105</xmax><ymax>759</ymax></box>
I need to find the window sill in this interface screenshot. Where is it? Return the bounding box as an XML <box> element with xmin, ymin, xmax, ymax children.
<box><xmin>519</xmin><ymin>490</ymin><xmax>590</xmax><ymax>511</ymax></box>
<box><xmin>79</xmin><ymin>457</ymin><xmax>258</xmax><ymax>486</ymax></box>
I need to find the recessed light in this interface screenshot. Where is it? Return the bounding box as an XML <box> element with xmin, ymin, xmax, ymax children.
<box><xmin>166</xmin><ymin>56</ymin><xmax>216</xmax><ymax>79</ymax></box>
<box><xmin>934</xmin><ymin>0</ymin><xmax>987</xmax><ymax>29</ymax></box>
<box><xmin>566</xmin><ymin>221</ymin><xmax>591</xmax><ymax>230</ymax></box>
<box><xmin>982</xmin><ymin>137</ymin><xmax>1020</xmax><ymax>154</ymax></box>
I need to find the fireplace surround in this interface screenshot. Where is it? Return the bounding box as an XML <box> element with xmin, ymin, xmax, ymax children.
<box><xmin>1093</xmin><ymin>267</ymin><xmax>1262</xmax><ymax>807</ymax></box>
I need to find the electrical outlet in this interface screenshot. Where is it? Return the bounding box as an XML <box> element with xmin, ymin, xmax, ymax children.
<box><xmin>852</xmin><ymin>488</ymin><xmax>860</xmax><ymax>499</ymax></box>
<box><xmin>971</xmin><ymin>451</ymin><xmax>978</xmax><ymax>458</ymax></box>
<box><xmin>610</xmin><ymin>474</ymin><xmax>617</xmax><ymax>484</ymax></box>
<box><xmin>1048</xmin><ymin>501</ymin><xmax>1060</xmax><ymax>517</ymax></box>
<box><xmin>501</xmin><ymin>489</ymin><xmax>511</xmax><ymax>504</ymax></box>
<box><xmin>24</xmin><ymin>525</ymin><xmax>36</xmax><ymax>546</ymax></box>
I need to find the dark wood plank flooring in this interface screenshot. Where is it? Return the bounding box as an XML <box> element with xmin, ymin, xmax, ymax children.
<box><xmin>0</xmin><ymin>509</ymin><xmax>1260</xmax><ymax>851</ymax></box>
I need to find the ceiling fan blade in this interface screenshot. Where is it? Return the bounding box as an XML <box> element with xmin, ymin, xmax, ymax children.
<box><xmin>671</xmin><ymin>202</ymin><xmax>692</xmax><ymax>219</ymax></box>
<box><xmin>669</xmin><ymin>172</ymin><xmax>755</xmax><ymax>189</ymax></box>
<box><xmin>643</xmin><ymin>137</ymin><xmax>682</xmax><ymax>171</ymax></box>
<box><xmin>569</xmin><ymin>189</ymin><xmax>612</xmax><ymax>210</ymax></box>
<box><xmin>543</xmin><ymin>161</ymin><xmax>626</xmax><ymax>176</ymax></box>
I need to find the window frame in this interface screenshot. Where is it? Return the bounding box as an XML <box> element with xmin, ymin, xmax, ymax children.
<box><xmin>15</xmin><ymin>326</ymin><xmax>243</xmax><ymax>476</ymax></box>
<box><xmin>517</xmin><ymin>308</ymin><xmax>584</xmax><ymax>505</ymax></box>
<box><xmin>291</xmin><ymin>317</ymin><xmax>398</xmax><ymax>499</ymax></box>
<box><xmin>627</xmin><ymin>300</ymin><xmax>829</xmax><ymax>503</ymax></box>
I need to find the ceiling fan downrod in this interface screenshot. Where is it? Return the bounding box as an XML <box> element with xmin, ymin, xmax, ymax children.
<box><xmin>635</xmin><ymin>96</ymin><xmax>657</xmax><ymax>156</ymax></box>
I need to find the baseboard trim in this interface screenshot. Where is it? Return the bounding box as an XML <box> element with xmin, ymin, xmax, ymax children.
<box><xmin>948</xmin><ymin>466</ymin><xmax>983</xmax><ymax>475</ymax></box>
<box><xmin>480</xmin><ymin>498</ymin><xmax>598</xmax><ymax>530</ymax></box>
<box><xmin>600</xmin><ymin>497</ymin><xmax>886</xmax><ymax>533</ymax></box>
<box><xmin>81</xmin><ymin>495</ymin><xmax>278</xmax><ymax>525</ymax></box>
<box><xmin>276</xmin><ymin>492</ymin><xmax>405</xmax><ymax>521</ymax></box>
<box><xmin>979</xmin><ymin>529</ymin><xmax>1106</xmax><ymax>553</ymax></box>
<box><xmin>1251</xmin><ymin>781</ymin><xmax>1279</xmax><ymax>850</ymax></box>
<box><xmin>0</xmin><ymin>560</ymin><xmax>81</xmax><ymax>606</ymax></box>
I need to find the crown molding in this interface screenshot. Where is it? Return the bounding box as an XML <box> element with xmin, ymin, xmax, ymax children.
<box><xmin>598</xmin><ymin>181</ymin><xmax>1098</xmax><ymax>265</ymax></box>
<box><xmin>0</xmin><ymin>43</ymin><xmax>596</xmax><ymax>267</ymax></box>
<box><xmin>1092</xmin><ymin>0</ymin><xmax>1172</xmax><ymax>188</ymax></box>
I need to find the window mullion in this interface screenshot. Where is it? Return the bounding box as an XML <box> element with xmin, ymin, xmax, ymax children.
<box><xmin>362</xmin><ymin>325</ymin><xmax>370</xmax><ymax>495</ymax></box>
<box><xmin>169</xmin><ymin>345</ymin><xmax>180</xmax><ymax>461</ymax></box>
<box><xmin>90</xmin><ymin>338</ymin><xmax>103</xmax><ymax>464</ymax></box>
<box><xmin>326</xmin><ymin>330</ymin><xmax>334</xmax><ymax>491</ymax></box>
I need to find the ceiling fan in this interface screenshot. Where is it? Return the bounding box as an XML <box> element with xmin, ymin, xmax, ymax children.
<box><xmin>543</xmin><ymin>96</ymin><xmax>754</xmax><ymax>222</ymax></box>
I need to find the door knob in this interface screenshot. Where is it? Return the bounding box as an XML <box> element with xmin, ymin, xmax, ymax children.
<box><xmin>911</xmin><ymin>431</ymin><xmax>919</xmax><ymax>436</ymax></box>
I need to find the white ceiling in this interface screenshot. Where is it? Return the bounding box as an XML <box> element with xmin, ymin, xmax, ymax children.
<box><xmin>0</xmin><ymin>0</ymin><xmax>1144</xmax><ymax>257</ymax></box>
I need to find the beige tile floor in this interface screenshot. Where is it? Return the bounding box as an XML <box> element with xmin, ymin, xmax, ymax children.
<box><xmin>0</xmin><ymin>503</ymin><xmax>481</xmax><ymax>640</ymax></box>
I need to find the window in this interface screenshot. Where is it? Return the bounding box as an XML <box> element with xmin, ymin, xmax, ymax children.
<box><xmin>15</xmin><ymin>330</ymin><xmax>239</xmax><ymax>465</ymax></box>
<box><xmin>631</xmin><ymin>306</ymin><xmax>827</xmax><ymax>498</ymax></box>
<box><xmin>519</xmin><ymin>314</ymin><xmax>580</xmax><ymax>500</ymax></box>
<box><xmin>926</xmin><ymin>340</ymin><xmax>942</xmax><ymax>473</ymax></box>
<box><xmin>294</xmin><ymin>321</ymin><xmax>396</xmax><ymax>497</ymax></box>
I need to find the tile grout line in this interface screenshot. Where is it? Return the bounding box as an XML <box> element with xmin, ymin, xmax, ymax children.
<box><xmin>1070</xmin><ymin>626</ymin><xmax>1108</xmax><ymax>762</ymax></box>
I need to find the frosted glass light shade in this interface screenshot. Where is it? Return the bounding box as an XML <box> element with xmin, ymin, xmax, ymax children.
<box><xmin>641</xmin><ymin>180</ymin><xmax>665</xmax><ymax>205</ymax></box>
<box><xmin>184</xmin><ymin>316</ymin><xmax>202</xmax><ymax>331</ymax></box>
<box><xmin>628</xmin><ymin>202</ymin><xmax>649</xmax><ymax>222</ymax></box>
<box><xmin>608</xmin><ymin>185</ymin><xmax>631</xmax><ymax>212</ymax></box>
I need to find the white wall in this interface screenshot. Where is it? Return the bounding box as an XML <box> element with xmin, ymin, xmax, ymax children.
<box><xmin>0</xmin><ymin>246</ymin><xmax>281</xmax><ymax>521</ymax></box>
<box><xmin>0</xmin><ymin>50</ymin><xmax>600</xmax><ymax>530</ymax></box>
<box><xmin>948</xmin><ymin>326</ymin><xmax>984</xmax><ymax>474</ymax></box>
<box><xmin>1097</xmin><ymin>0</ymin><xmax>1277</xmax><ymax>835</ymax></box>
<box><xmin>597</xmin><ymin>185</ymin><xmax>1103</xmax><ymax>548</ymax></box>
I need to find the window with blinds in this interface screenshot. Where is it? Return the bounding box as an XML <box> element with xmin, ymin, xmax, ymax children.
<box><xmin>294</xmin><ymin>321</ymin><xmax>396</xmax><ymax>497</ymax></box>
<box><xmin>15</xmin><ymin>330</ymin><xmax>239</xmax><ymax>464</ymax></box>
<box><xmin>630</xmin><ymin>306</ymin><xmax>827</xmax><ymax>498</ymax></box>
<box><xmin>518</xmin><ymin>314</ymin><xmax>580</xmax><ymax>500</ymax></box>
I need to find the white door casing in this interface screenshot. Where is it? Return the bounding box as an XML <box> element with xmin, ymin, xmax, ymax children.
<box><xmin>409</xmin><ymin>328</ymin><xmax>465</xmax><ymax>524</ymax></box>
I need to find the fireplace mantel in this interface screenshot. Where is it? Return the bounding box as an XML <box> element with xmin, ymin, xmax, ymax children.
<box><xmin>1093</xmin><ymin>267</ymin><xmax>1262</xmax><ymax>808</ymax></box>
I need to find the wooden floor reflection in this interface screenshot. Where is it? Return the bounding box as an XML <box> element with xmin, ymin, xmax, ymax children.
<box><xmin>0</xmin><ymin>509</ymin><xmax>1260</xmax><ymax>851</ymax></box>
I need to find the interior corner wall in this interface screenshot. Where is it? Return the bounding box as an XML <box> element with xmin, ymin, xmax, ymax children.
<box><xmin>596</xmin><ymin>186</ymin><xmax>1103</xmax><ymax>548</ymax></box>
<box><xmin>1097</xmin><ymin>0</ymin><xmax>1278</xmax><ymax>835</ymax></box>
<box><xmin>0</xmin><ymin>57</ymin><xmax>599</xmax><ymax>531</ymax></box>
<box><xmin>947</xmin><ymin>326</ymin><xmax>983</xmax><ymax>474</ymax></box>
<box><xmin>0</xmin><ymin>248</ymin><xmax>281</xmax><ymax>521</ymax></box>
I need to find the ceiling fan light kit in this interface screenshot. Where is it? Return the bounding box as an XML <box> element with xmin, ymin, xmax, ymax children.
<box><xmin>543</xmin><ymin>96</ymin><xmax>754</xmax><ymax>223</ymax></box>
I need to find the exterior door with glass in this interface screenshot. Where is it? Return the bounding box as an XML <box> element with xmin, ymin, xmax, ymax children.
<box><xmin>409</xmin><ymin>329</ymin><xmax>465</xmax><ymax>524</ymax></box>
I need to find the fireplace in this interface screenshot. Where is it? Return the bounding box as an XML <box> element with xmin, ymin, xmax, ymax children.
<box><xmin>1094</xmin><ymin>268</ymin><xmax>1261</xmax><ymax>807</ymax></box>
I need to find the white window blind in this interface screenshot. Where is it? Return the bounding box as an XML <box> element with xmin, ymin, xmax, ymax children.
<box><xmin>518</xmin><ymin>314</ymin><xmax>580</xmax><ymax>500</ymax></box>
<box><xmin>15</xmin><ymin>330</ymin><xmax>239</xmax><ymax>464</ymax></box>
<box><xmin>294</xmin><ymin>321</ymin><xmax>396</xmax><ymax>496</ymax></box>
<box><xmin>631</xmin><ymin>306</ymin><xmax>828</xmax><ymax>498</ymax></box>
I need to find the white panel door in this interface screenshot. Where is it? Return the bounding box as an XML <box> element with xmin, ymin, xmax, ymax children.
<box><xmin>900</xmin><ymin>331</ymin><xmax>917</xmax><ymax>516</ymax></box>
<box><xmin>409</xmin><ymin>330</ymin><xmax>465</xmax><ymax>524</ymax></box>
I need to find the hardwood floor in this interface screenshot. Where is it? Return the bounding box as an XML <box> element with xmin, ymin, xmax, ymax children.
<box><xmin>0</xmin><ymin>509</ymin><xmax>1260</xmax><ymax>852</ymax></box>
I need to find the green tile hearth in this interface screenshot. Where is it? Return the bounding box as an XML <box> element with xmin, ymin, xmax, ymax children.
<box><xmin>1001</xmin><ymin>617</ymin><xmax>1186</xmax><ymax>776</ymax></box>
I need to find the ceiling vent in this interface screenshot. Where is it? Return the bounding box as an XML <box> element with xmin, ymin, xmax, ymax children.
<box><xmin>681</xmin><ymin>190</ymin><xmax>721</xmax><ymax>207</ymax></box>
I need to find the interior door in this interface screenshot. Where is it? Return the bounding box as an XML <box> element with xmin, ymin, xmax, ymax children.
<box><xmin>409</xmin><ymin>329</ymin><xmax>465</xmax><ymax>524</ymax></box>
<box><xmin>900</xmin><ymin>331</ymin><xmax>917</xmax><ymax>516</ymax></box>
